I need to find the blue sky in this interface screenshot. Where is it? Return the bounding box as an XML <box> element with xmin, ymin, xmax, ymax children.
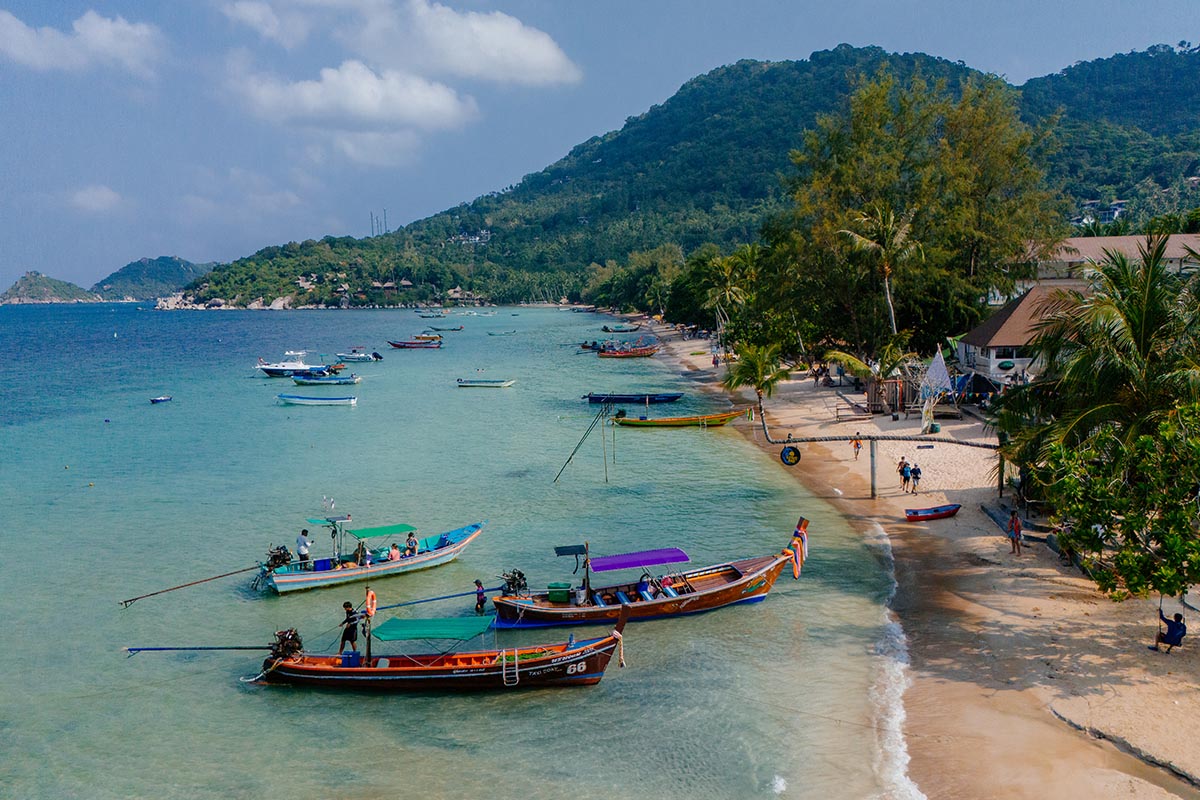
<box><xmin>0</xmin><ymin>1</ymin><xmax>1193</xmax><ymax>290</ymax></box>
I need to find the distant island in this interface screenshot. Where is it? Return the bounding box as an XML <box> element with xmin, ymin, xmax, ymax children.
<box><xmin>0</xmin><ymin>271</ymin><xmax>100</xmax><ymax>304</ymax></box>
<box><xmin>0</xmin><ymin>256</ymin><xmax>213</xmax><ymax>305</ymax></box>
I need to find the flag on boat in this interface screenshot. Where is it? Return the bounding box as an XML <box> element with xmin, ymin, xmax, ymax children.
<box><xmin>791</xmin><ymin>517</ymin><xmax>809</xmax><ymax>579</ymax></box>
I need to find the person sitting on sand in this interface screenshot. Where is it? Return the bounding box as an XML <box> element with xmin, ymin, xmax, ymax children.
<box><xmin>1151</xmin><ymin>610</ymin><xmax>1186</xmax><ymax>653</ymax></box>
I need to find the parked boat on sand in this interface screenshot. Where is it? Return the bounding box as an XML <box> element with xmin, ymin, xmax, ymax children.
<box><xmin>904</xmin><ymin>503</ymin><xmax>962</xmax><ymax>522</ymax></box>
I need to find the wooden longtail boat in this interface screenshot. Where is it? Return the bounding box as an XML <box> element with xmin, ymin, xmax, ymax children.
<box><xmin>259</xmin><ymin>519</ymin><xmax>487</xmax><ymax>593</ymax></box>
<box><xmin>388</xmin><ymin>340</ymin><xmax>442</xmax><ymax>349</ymax></box>
<box><xmin>584</xmin><ymin>392</ymin><xmax>683</xmax><ymax>404</ymax></box>
<box><xmin>429</xmin><ymin>325</ymin><xmax>464</xmax><ymax>331</ymax></box>
<box><xmin>491</xmin><ymin>538</ymin><xmax>797</xmax><ymax>628</ymax></box>
<box><xmin>904</xmin><ymin>503</ymin><xmax>962</xmax><ymax>523</ymax></box>
<box><xmin>602</xmin><ymin>323</ymin><xmax>641</xmax><ymax>333</ymax></box>
<box><xmin>597</xmin><ymin>345</ymin><xmax>659</xmax><ymax>358</ymax></box>
<box><xmin>413</xmin><ymin>334</ymin><xmax>442</xmax><ymax>341</ymax></box>
<box><xmin>259</xmin><ymin>607</ymin><xmax>628</xmax><ymax>691</ymax></box>
<box><xmin>612</xmin><ymin>408</ymin><xmax>749</xmax><ymax>428</ymax></box>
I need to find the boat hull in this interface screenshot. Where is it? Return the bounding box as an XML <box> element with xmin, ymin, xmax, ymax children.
<box><xmin>264</xmin><ymin>522</ymin><xmax>486</xmax><ymax>593</ymax></box>
<box><xmin>457</xmin><ymin>379</ymin><xmax>515</xmax><ymax>388</ymax></box>
<box><xmin>292</xmin><ymin>375</ymin><xmax>361</xmax><ymax>386</ymax></box>
<box><xmin>613</xmin><ymin>409</ymin><xmax>745</xmax><ymax>427</ymax></box>
<box><xmin>260</xmin><ymin>632</ymin><xmax>621</xmax><ymax>691</ymax></box>
<box><xmin>597</xmin><ymin>346</ymin><xmax>659</xmax><ymax>358</ymax></box>
<box><xmin>492</xmin><ymin>553</ymin><xmax>790</xmax><ymax>628</ymax></box>
<box><xmin>904</xmin><ymin>503</ymin><xmax>962</xmax><ymax>522</ymax></box>
<box><xmin>388</xmin><ymin>340</ymin><xmax>442</xmax><ymax>349</ymax></box>
<box><xmin>276</xmin><ymin>394</ymin><xmax>357</xmax><ymax>406</ymax></box>
<box><xmin>585</xmin><ymin>392</ymin><xmax>683</xmax><ymax>404</ymax></box>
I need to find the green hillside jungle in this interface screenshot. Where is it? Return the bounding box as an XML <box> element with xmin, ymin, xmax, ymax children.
<box><xmin>189</xmin><ymin>44</ymin><xmax>1200</xmax><ymax>353</ymax></box>
<box><xmin>91</xmin><ymin>256</ymin><xmax>215</xmax><ymax>301</ymax></box>
<box><xmin>0</xmin><ymin>271</ymin><xmax>100</xmax><ymax>304</ymax></box>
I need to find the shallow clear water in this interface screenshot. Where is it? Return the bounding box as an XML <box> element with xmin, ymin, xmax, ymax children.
<box><xmin>0</xmin><ymin>304</ymin><xmax>901</xmax><ymax>799</ymax></box>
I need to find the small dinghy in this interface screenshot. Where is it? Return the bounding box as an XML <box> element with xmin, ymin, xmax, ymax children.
<box><xmin>904</xmin><ymin>504</ymin><xmax>961</xmax><ymax>522</ymax></box>
<box><xmin>277</xmin><ymin>394</ymin><xmax>357</xmax><ymax>406</ymax></box>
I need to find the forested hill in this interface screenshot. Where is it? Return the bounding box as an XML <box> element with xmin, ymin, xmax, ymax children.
<box><xmin>91</xmin><ymin>256</ymin><xmax>214</xmax><ymax>301</ymax></box>
<box><xmin>189</xmin><ymin>43</ymin><xmax>1200</xmax><ymax>307</ymax></box>
<box><xmin>1021</xmin><ymin>44</ymin><xmax>1200</xmax><ymax>136</ymax></box>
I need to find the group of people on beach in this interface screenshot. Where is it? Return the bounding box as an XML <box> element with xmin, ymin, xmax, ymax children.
<box><xmin>896</xmin><ymin>456</ymin><xmax>922</xmax><ymax>493</ymax></box>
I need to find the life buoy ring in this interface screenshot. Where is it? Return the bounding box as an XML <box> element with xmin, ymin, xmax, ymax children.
<box><xmin>780</xmin><ymin>446</ymin><xmax>801</xmax><ymax>466</ymax></box>
<box><xmin>365</xmin><ymin>589</ymin><xmax>377</xmax><ymax>617</ymax></box>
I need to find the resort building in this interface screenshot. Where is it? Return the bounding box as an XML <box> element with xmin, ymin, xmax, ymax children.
<box><xmin>958</xmin><ymin>282</ymin><xmax>1087</xmax><ymax>382</ymax></box>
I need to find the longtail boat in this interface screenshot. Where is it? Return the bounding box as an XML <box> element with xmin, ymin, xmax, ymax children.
<box><xmin>491</xmin><ymin>530</ymin><xmax>804</xmax><ymax>628</ymax></box>
<box><xmin>597</xmin><ymin>345</ymin><xmax>659</xmax><ymax>358</ymax></box>
<box><xmin>584</xmin><ymin>392</ymin><xmax>683</xmax><ymax>404</ymax></box>
<box><xmin>602</xmin><ymin>323</ymin><xmax>641</xmax><ymax>333</ymax></box>
<box><xmin>429</xmin><ymin>325</ymin><xmax>464</xmax><ymax>331</ymax></box>
<box><xmin>257</xmin><ymin>606</ymin><xmax>628</xmax><ymax>691</ymax></box>
<box><xmin>276</xmin><ymin>394</ymin><xmax>357</xmax><ymax>406</ymax></box>
<box><xmin>904</xmin><ymin>503</ymin><xmax>961</xmax><ymax>523</ymax></box>
<box><xmin>292</xmin><ymin>374</ymin><xmax>361</xmax><ymax>386</ymax></box>
<box><xmin>457</xmin><ymin>378</ymin><xmax>516</xmax><ymax>388</ymax></box>
<box><xmin>258</xmin><ymin>518</ymin><xmax>487</xmax><ymax>593</ymax></box>
<box><xmin>388</xmin><ymin>340</ymin><xmax>442</xmax><ymax>349</ymax></box>
<box><xmin>612</xmin><ymin>408</ymin><xmax>749</xmax><ymax>428</ymax></box>
<box><xmin>413</xmin><ymin>333</ymin><xmax>442</xmax><ymax>341</ymax></box>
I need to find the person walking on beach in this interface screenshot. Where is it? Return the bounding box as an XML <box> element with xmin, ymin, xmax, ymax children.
<box><xmin>295</xmin><ymin>529</ymin><xmax>312</xmax><ymax>563</ymax></box>
<box><xmin>901</xmin><ymin>461</ymin><xmax>912</xmax><ymax>493</ymax></box>
<box><xmin>474</xmin><ymin>579</ymin><xmax>487</xmax><ymax>615</ymax></box>
<box><xmin>910</xmin><ymin>464</ymin><xmax>922</xmax><ymax>493</ymax></box>
<box><xmin>1151</xmin><ymin>609</ymin><xmax>1187</xmax><ymax>653</ymax></box>
<box><xmin>897</xmin><ymin>456</ymin><xmax>907</xmax><ymax>490</ymax></box>
<box><xmin>338</xmin><ymin>601</ymin><xmax>360</xmax><ymax>654</ymax></box>
<box><xmin>1008</xmin><ymin>510</ymin><xmax>1022</xmax><ymax>555</ymax></box>
<box><xmin>851</xmin><ymin>434</ymin><xmax>863</xmax><ymax>461</ymax></box>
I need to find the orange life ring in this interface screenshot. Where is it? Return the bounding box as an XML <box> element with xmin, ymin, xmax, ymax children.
<box><xmin>365</xmin><ymin>589</ymin><xmax>377</xmax><ymax>617</ymax></box>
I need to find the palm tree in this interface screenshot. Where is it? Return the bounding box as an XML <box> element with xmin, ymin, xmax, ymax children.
<box><xmin>721</xmin><ymin>342</ymin><xmax>793</xmax><ymax>424</ymax></box>
<box><xmin>824</xmin><ymin>333</ymin><xmax>919</xmax><ymax>414</ymax></box>
<box><xmin>839</xmin><ymin>204</ymin><xmax>923</xmax><ymax>335</ymax></box>
<box><xmin>993</xmin><ymin>234</ymin><xmax>1200</xmax><ymax>465</ymax></box>
<box><xmin>704</xmin><ymin>250</ymin><xmax>750</xmax><ymax>349</ymax></box>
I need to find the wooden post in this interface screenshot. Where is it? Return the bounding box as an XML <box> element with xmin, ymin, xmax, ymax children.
<box><xmin>870</xmin><ymin>439</ymin><xmax>878</xmax><ymax>499</ymax></box>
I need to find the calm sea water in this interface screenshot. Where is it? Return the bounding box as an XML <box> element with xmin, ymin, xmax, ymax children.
<box><xmin>0</xmin><ymin>304</ymin><xmax>913</xmax><ymax>800</ymax></box>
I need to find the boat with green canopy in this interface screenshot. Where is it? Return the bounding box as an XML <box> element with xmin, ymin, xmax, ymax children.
<box><xmin>258</xmin><ymin>515</ymin><xmax>487</xmax><ymax>594</ymax></box>
<box><xmin>258</xmin><ymin>597</ymin><xmax>629</xmax><ymax>691</ymax></box>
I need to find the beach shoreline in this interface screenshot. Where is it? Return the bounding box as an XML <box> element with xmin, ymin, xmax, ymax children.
<box><xmin>639</xmin><ymin>316</ymin><xmax>1200</xmax><ymax>799</ymax></box>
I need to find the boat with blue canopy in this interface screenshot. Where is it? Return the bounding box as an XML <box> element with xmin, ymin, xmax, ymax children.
<box><xmin>257</xmin><ymin>517</ymin><xmax>487</xmax><ymax>593</ymax></box>
<box><xmin>292</xmin><ymin>374</ymin><xmax>361</xmax><ymax>386</ymax></box>
<box><xmin>491</xmin><ymin>531</ymin><xmax>801</xmax><ymax>627</ymax></box>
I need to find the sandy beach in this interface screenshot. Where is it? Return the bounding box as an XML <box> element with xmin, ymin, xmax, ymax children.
<box><xmin>644</xmin><ymin>319</ymin><xmax>1200</xmax><ymax>799</ymax></box>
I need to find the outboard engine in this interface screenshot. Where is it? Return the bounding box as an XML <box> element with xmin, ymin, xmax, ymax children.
<box><xmin>267</xmin><ymin>628</ymin><xmax>303</xmax><ymax>664</ymax></box>
<box><xmin>500</xmin><ymin>568</ymin><xmax>528</xmax><ymax>596</ymax></box>
<box><xmin>264</xmin><ymin>545</ymin><xmax>292</xmax><ymax>570</ymax></box>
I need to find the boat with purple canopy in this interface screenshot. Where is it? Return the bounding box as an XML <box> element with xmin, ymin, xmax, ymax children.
<box><xmin>491</xmin><ymin>536</ymin><xmax>797</xmax><ymax>628</ymax></box>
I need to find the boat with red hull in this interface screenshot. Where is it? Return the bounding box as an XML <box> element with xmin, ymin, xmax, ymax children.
<box><xmin>259</xmin><ymin>609</ymin><xmax>628</xmax><ymax>691</ymax></box>
<box><xmin>491</xmin><ymin>538</ymin><xmax>798</xmax><ymax>628</ymax></box>
<box><xmin>904</xmin><ymin>503</ymin><xmax>962</xmax><ymax>522</ymax></box>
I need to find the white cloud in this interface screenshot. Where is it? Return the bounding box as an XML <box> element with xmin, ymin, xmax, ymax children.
<box><xmin>70</xmin><ymin>184</ymin><xmax>122</xmax><ymax>213</ymax></box>
<box><xmin>0</xmin><ymin>10</ymin><xmax>163</xmax><ymax>78</ymax></box>
<box><xmin>403</xmin><ymin>0</ymin><xmax>581</xmax><ymax>86</ymax></box>
<box><xmin>221</xmin><ymin>1</ymin><xmax>310</xmax><ymax>48</ymax></box>
<box><xmin>232</xmin><ymin>59</ymin><xmax>477</xmax><ymax>129</ymax></box>
<box><xmin>224</xmin><ymin>0</ymin><xmax>580</xmax><ymax>86</ymax></box>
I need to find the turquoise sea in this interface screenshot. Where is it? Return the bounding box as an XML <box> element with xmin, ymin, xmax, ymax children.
<box><xmin>0</xmin><ymin>304</ymin><xmax>915</xmax><ymax>800</ymax></box>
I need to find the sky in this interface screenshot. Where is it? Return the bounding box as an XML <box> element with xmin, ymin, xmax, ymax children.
<box><xmin>0</xmin><ymin>0</ymin><xmax>1195</xmax><ymax>291</ymax></box>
